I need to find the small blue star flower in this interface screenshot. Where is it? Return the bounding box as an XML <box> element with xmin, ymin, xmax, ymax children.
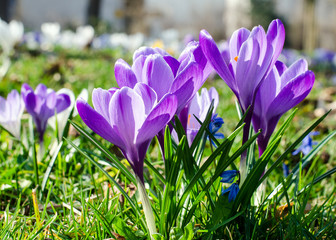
<box><xmin>221</xmin><ymin>183</ymin><xmax>239</xmax><ymax>202</ymax></box>
<box><xmin>220</xmin><ymin>170</ymin><xmax>238</xmax><ymax>183</ymax></box>
<box><xmin>208</xmin><ymin>114</ymin><xmax>224</xmax><ymax>146</ymax></box>
<box><xmin>292</xmin><ymin>131</ymin><xmax>319</xmax><ymax>156</ymax></box>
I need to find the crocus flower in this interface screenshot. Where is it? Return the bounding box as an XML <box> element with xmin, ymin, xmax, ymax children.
<box><xmin>252</xmin><ymin>59</ymin><xmax>315</xmax><ymax>155</ymax></box>
<box><xmin>115</xmin><ymin>43</ymin><xmax>213</xmax><ymax>151</ymax></box>
<box><xmin>0</xmin><ymin>89</ymin><xmax>24</xmax><ymax>139</ymax></box>
<box><xmin>180</xmin><ymin>87</ymin><xmax>224</xmax><ymax>145</ymax></box>
<box><xmin>76</xmin><ymin>83</ymin><xmax>177</xmax><ymax>183</ymax></box>
<box><xmin>199</xmin><ymin>19</ymin><xmax>285</xmax><ymax>113</ymax></box>
<box><xmin>222</xmin><ymin>183</ymin><xmax>239</xmax><ymax>202</ymax></box>
<box><xmin>48</xmin><ymin>88</ymin><xmax>89</xmax><ymax>140</ymax></box>
<box><xmin>292</xmin><ymin>131</ymin><xmax>319</xmax><ymax>156</ymax></box>
<box><xmin>115</xmin><ymin>42</ymin><xmax>212</xmax><ymax>114</ymax></box>
<box><xmin>21</xmin><ymin>83</ymin><xmax>71</xmax><ymax>142</ymax></box>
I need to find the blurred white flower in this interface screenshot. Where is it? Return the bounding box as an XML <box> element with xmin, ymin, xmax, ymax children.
<box><xmin>58</xmin><ymin>25</ymin><xmax>94</xmax><ymax>49</ymax></box>
<box><xmin>73</xmin><ymin>25</ymin><xmax>94</xmax><ymax>49</ymax></box>
<box><xmin>0</xmin><ymin>19</ymin><xmax>24</xmax><ymax>55</ymax></box>
<box><xmin>110</xmin><ymin>32</ymin><xmax>144</xmax><ymax>51</ymax></box>
<box><xmin>9</xmin><ymin>20</ymin><xmax>24</xmax><ymax>46</ymax></box>
<box><xmin>59</xmin><ymin>30</ymin><xmax>75</xmax><ymax>49</ymax></box>
<box><xmin>41</xmin><ymin>22</ymin><xmax>61</xmax><ymax>50</ymax></box>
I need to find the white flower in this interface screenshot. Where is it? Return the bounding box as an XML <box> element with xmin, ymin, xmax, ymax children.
<box><xmin>41</xmin><ymin>22</ymin><xmax>61</xmax><ymax>50</ymax></box>
<box><xmin>0</xmin><ymin>19</ymin><xmax>24</xmax><ymax>55</ymax></box>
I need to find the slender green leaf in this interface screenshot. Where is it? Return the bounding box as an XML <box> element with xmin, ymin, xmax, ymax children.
<box><xmin>41</xmin><ymin>141</ymin><xmax>63</xmax><ymax>191</ymax></box>
<box><xmin>260</xmin><ymin>110</ymin><xmax>331</xmax><ymax>184</ymax></box>
<box><xmin>69</xmin><ymin>120</ymin><xmax>136</xmax><ymax>184</ymax></box>
<box><xmin>64</xmin><ymin>137</ymin><xmax>146</xmax><ymax>230</ymax></box>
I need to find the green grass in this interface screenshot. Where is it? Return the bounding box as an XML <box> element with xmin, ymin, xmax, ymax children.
<box><xmin>0</xmin><ymin>47</ymin><xmax>335</xmax><ymax>239</ymax></box>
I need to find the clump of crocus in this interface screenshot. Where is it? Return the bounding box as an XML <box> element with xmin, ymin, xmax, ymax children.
<box><xmin>220</xmin><ymin>170</ymin><xmax>240</xmax><ymax>202</ymax></box>
<box><xmin>77</xmin><ymin>83</ymin><xmax>177</xmax><ymax>236</ymax></box>
<box><xmin>199</xmin><ymin>19</ymin><xmax>285</xmax><ymax>114</ymax></box>
<box><xmin>200</xmin><ymin>19</ymin><xmax>286</xmax><ymax>184</ymax></box>
<box><xmin>0</xmin><ymin>89</ymin><xmax>24</xmax><ymax>139</ymax></box>
<box><xmin>21</xmin><ymin>83</ymin><xmax>71</xmax><ymax>143</ymax></box>
<box><xmin>114</xmin><ymin>42</ymin><xmax>213</xmax><ymax>152</ymax></box>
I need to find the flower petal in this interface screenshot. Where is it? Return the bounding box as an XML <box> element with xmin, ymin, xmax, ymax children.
<box><xmin>280</xmin><ymin>59</ymin><xmax>308</xmax><ymax>87</ymax></box>
<box><xmin>229</xmin><ymin>28</ymin><xmax>250</xmax><ymax>60</ymax></box>
<box><xmin>76</xmin><ymin>98</ymin><xmax>124</xmax><ymax>147</ymax></box>
<box><xmin>137</xmin><ymin>94</ymin><xmax>177</xmax><ymax>143</ymax></box>
<box><xmin>142</xmin><ymin>54</ymin><xmax>174</xmax><ymax>100</ymax></box>
<box><xmin>267</xmin><ymin>70</ymin><xmax>315</xmax><ymax>118</ymax></box>
<box><xmin>109</xmin><ymin>87</ymin><xmax>146</xmax><ymax>146</ymax></box>
<box><xmin>92</xmin><ymin>88</ymin><xmax>115</xmax><ymax>123</ymax></box>
<box><xmin>235</xmin><ymin>37</ymin><xmax>261</xmax><ymax>110</ymax></box>
<box><xmin>199</xmin><ymin>30</ymin><xmax>236</xmax><ymax>92</ymax></box>
<box><xmin>114</xmin><ymin>58</ymin><xmax>138</xmax><ymax>88</ymax></box>
<box><xmin>267</xmin><ymin>19</ymin><xmax>285</xmax><ymax>68</ymax></box>
<box><xmin>133</xmin><ymin>83</ymin><xmax>157</xmax><ymax>114</ymax></box>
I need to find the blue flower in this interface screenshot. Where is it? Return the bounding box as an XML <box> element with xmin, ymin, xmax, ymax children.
<box><xmin>221</xmin><ymin>183</ymin><xmax>239</xmax><ymax>202</ymax></box>
<box><xmin>220</xmin><ymin>170</ymin><xmax>238</xmax><ymax>183</ymax></box>
<box><xmin>220</xmin><ymin>170</ymin><xmax>240</xmax><ymax>202</ymax></box>
<box><xmin>282</xmin><ymin>161</ymin><xmax>290</xmax><ymax>177</ymax></box>
<box><xmin>208</xmin><ymin>114</ymin><xmax>224</xmax><ymax>146</ymax></box>
<box><xmin>292</xmin><ymin>131</ymin><xmax>319</xmax><ymax>156</ymax></box>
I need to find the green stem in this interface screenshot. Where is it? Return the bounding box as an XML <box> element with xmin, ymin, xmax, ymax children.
<box><xmin>33</xmin><ymin>141</ymin><xmax>39</xmax><ymax>187</ymax></box>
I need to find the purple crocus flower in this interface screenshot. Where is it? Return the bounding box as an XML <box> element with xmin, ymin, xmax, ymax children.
<box><xmin>76</xmin><ymin>83</ymin><xmax>177</xmax><ymax>183</ymax></box>
<box><xmin>0</xmin><ymin>89</ymin><xmax>24</xmax><ymax>139</ymax></box>
<box><xmin>115</xmin><ymin>42</ymin><xmax>212</xmax><ymax>114</ymax></box>
<box><xmin>114</xmin><ymin>43</ymin><xmax>213</xmax><ymax>152</ymax></box>
<box><xmin>252</xmin><ymin>59</ymin><xmax>315</xmax><ymax>155</ymax></box>
<box><xmin>21</xmin><ymin>83</ymin><xmax>71</xmax><ymax>142</ymax></box>
<box><xmin>185</xmin><ymin>87</ymin><xmax>220</xmax><ymax>143</ymax></box>
<box><xmin>199</xmin><ymin>19</ymin><xmax>285</xmax><ymax>113</ymax></box>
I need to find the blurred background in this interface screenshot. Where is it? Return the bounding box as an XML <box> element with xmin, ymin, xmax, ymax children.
<box><xmin>1</xmin><ymin>0</ymin><xmax>335</xmax><ymax>51</ymax></box>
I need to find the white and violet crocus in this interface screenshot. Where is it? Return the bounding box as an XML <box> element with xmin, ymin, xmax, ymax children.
<box><xmin>0</xmin><ymin>90</ymin><xmax>24</xmax><ymax>139</ymax></box>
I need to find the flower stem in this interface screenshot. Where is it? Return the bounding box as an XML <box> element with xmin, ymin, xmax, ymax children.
<box><xmin>136</xmin><ymin>176</ymin><xmax>157</xmax><ymax>239</ymax></box>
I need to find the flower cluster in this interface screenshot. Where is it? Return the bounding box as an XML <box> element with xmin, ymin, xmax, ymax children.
<box><xmin>75</xmin><ymin>19</ymin><xmax>315</xmax><ymax>204</ymax></box>
<box><xmin>0</xmin><ymin>83</ymin><xmax>73</xmax><ymax>143</ymax></box>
